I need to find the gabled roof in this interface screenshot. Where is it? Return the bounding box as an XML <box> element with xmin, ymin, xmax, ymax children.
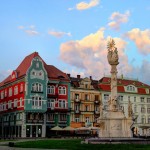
<box><xmin>0</xmin><ymin>52</ymin><xmax>69</xmax><ymax>87</ymax></box>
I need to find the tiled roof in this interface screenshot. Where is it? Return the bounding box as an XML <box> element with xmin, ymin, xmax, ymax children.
<box><xmin>0</xmin><ymin>52</ymin><xmax>69</xmax><ymax>86</ymax></box>
<box><xmin>45</xmin><ymin>65</ymin><xmax>69</xmax><ymax>81</ymax></box>
<box><xmin>99</xmin><ymin>77</ymin><xmax>150</xmax><ymax>94</ymax></box>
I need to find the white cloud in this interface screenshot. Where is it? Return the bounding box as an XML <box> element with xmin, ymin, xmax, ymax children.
<box><xmin>25</xmin><ymin>30</ymin><xmax>39</xmax><ymax>36</ymax></box>
<box><xmin>18</xmin><ymin>25</ymin><xmax>39</xmax><ymax>36</ymax></box>
<box><xmin>48</xmin><ymin>30</ymin><xmax>71</xmax><ymax>38</ymax></box>
<box><xmin>68</xmin><ymin>0</ymin><xmax>100</xmax><ymax>11</ymax></box>
<box><xmin>60</xmin><ymin>28</ymin><xmax>131</xmax><ymax>79</ymax></box>
<box><xmin>125</xmin><ymin>28</ymin><xmax>150</xmax><ymax>55</ymax></box>
<box><xmin>108</xmin><ymin>11</ymin><xmax>130</xmax><ymax>31</ymax></box>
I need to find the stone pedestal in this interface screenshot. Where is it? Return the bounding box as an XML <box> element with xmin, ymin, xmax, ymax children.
<box><xmin>98</xmin><ymin>111</ymin><xmax>132</xmax><ymax>138</ymax></box>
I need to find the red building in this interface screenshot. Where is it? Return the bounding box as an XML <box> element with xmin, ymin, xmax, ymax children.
<box><xmin>0</xmin><ymin>52</ymin><xmax>70</xmax><ymax>138</ymax></box>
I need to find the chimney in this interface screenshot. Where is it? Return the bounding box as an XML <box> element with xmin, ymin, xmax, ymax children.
<box><xmin>67</xmin><ymin>73</ymin><xmax>70</xmax><ymax>78</ymax></box>
<box><xmin>90</xmin><ymin>76</ymin><xmax>92</xmax><ymax>80</ymax></box>
<box><xmin>77</xmin><ymin>75</ymin><xmax>80</xmax><ymax>79</ymax></box>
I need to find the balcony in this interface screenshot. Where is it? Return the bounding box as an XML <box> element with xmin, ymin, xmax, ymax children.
<box><xmin>94</xmin><ymin>100</ymin><xmax>100</xmax><ymax>104</ymax></box>
<box><xmin>75</xmin><ymin>110</ymin><xmax>80</xmax><ymax>114</ymax></box>
<box><xmin>94</xmin><ymin>110</ymin><xmax>100</xmax><ymax>114</ymax></box>
<box><xmin>75</xmin><ymin>98</ymin><xmax>80</xmax><ymax>103</ymax></box>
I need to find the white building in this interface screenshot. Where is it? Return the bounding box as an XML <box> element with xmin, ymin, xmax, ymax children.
<box><xmin>99</xmin><ymin>76</ymin><xmax>150</xmax><ymax>137</ymax></box>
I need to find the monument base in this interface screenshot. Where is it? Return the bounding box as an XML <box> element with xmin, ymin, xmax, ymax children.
<box><xmin>98</xmin><ymin>110</ymin><xmax>133</xmax><ymax>138</ymax></box>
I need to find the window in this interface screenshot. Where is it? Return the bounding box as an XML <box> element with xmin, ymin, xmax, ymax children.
<box><xmin>47</xmin><ymin>99</ymin><xmax>55</xmax><ymax>108</ymax></box>
<box><xmin>9</xmin><ymin>88</ymin><xmax>12</xmax><ymax>97</ymax></box>
<box><xmin>3</xmin><ymin>102</ymin><xmax>6</xmax><ymax>110</ymax></box>
<box><xmin>32</xmin><ymin>96</ymin><xmax>42</xmax><ymax>107</ymax></box>
<box><xmin>140</xmin><ymin>97</ymin><xmax>145</xmax><ymax>103</ymax></box>
<box><xmin>141</xmin><ymin>107</ymin><xmax>145</xmax><ymax>113</ymax></box>
<box><xmin>36</xmin><ymin>62</ymin><xmax>39</xmax><ymax>68</ymax></box>
<box><xmin>0</xmin><ymin>103</ymin><xmax>3</xmax><ymax>111</ymax></box>
<box><xmin>8</xmin><ymin>101</ymin><xmax>12</xmax><ymax>109</ymax></box>
<box><xmin>141</xmin><ymin>116</ymin><xmax>146</xmax><ymax>124</ymax></box>
<box><xmin>127</xmin><ymin>85</ymin><xmax>136</xmax><ymax>92</ymax></box>
<box><xmin>85</xmin><ymin>105</ymin><xmax>89</xmax><ymax>111</ymax></box>
<box><xmin>75</xmin><ymin>94</ymin><xmax>79</xmax><ymax>100</ymax></box>
<box><xmin>14</xmin><ymin>99</ymin><xmax>18</xmax><ymax>108</ymax></box>
<box><xmin>20</xmin><ymin>84</ymin><xmax>23</xmax><ymax>92</ymax></box>
<box><xmin>85</xmin><ymin>84</ymin><xmax>88</xmax><ymax>89</ymax></box>
<box><xmin>147</xmin><ymin>98</ymin><xmax>150</xmax><ymax>103</ymax></box>
<box><xmin>118</xmin><ymin>95</ymin><xmax>123</xmax><ymax>101</ymax></box>
<box><xmin>95</xmin><ymin>95</ymin><xmax>99</xmax><ymax>101</ymax></box>
<box><xmin>75</xmin><ymin>117</ymin><xmax>80</xmax><ymax>122</ymax></box>
<box><xmin>14</xmin><ymin>86</ymin><xmax>18</xmax><ymax>95</ymax></box>
<box><xmin>75</xmin><ymin>105</ymin><xmax>80</xmax><ymax>111</ymax></box>
<box><xmin>134</xmin><ymin>106</ymin><xmax>137</xmax><ymax>113</ymax></box>
<box><xmin>47</xmin><ymin>113</ymin><xmax>55</xmax><ymax>121</ymax></box>
<box><xmin>85</xmin><ymin>117</ymin><xmax>90</xmax><ymax>123</ymax></box>
<box><xmin>134</xmin><ymin>97</ymin><xmax>136</xmax><ymax>102</ymax></box>
<box><xmin>47</xmin><ymin>85</ymin><xmax>55</xmax><ymax>94</ymax></box>
<box><xmin>104</xmin><ymin>94</ymin><xmax>109</xmax><ymax>101</ymax></box>
<box><xmin>59</xmin><ymin>114</ymin><xmax>67</xmax><ymax>121</ymax></box>
<box><xmin>32</xmin><ymin>83</ymin><xmax>43</xmax><ymax>92</ymax></box>
<box><xmin>128</xmin><ymin>96</ymin><xmax>130</xmax><ymax>101</ymax></box>
<box><xmin>58</xmin><ymin>100</ymin><xmax>66</xmax><ymax>108</ymax></box>
<box><xmin>95</xmin><ymin>106</ymin><xmax>99</xmax><ymax>111</ymax></box>
<box><xmin>85</xmin><ymin>94</ymin><xmax>88</xmax><ymax>100</ymax></box>
<box><xmin>148</xmin><ymin>117</ymin><xmax>150</xmax><ymax>123</ymax></box>
<box><xmin>58</xmin><ymin>86</ymin><xmax>66</xmax><ymax>95</ymax></box>
<box><xmin>5</xmin><ymin>89</ymin><xmax>7</xmax><ymax>97</ymax></box>
<box><xmin>147</xmin><ymin>108</ymin><xmax>150</xmax><ymax>114</ymax></box>
<box><xmin>19</xmin><ymin>98</ymin><xmax>23</xmax><ymax>107</ymax></box>
<box><xmin>1</xmin><ymin>91</ymin><xmax>4</xmax><ymax>99</ymax></box>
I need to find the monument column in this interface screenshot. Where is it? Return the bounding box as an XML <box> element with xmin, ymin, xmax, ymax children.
<box><xmin>107</xmin><ymin>39</ymin><xmax>119</xmax><ymax>111</ymax></box>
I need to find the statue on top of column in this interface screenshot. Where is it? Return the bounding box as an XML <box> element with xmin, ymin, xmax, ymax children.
<box><xmin>107</xmin><ymin>38</ymin><xmax>119</xmax><ymax>65</ymax></box>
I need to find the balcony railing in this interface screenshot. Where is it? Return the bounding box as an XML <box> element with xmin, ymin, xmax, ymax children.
<box><xmin>75</xmin><ymin>98</ymin><xmax>80</xmax><ymax>102</ymax></box>
<box><xmin>75</xmin><ymin>110</ymin><xmax>80</xmax><ymax>114</ymax></box>
<box><xmin>94</xmin><ymin>110</ymin><xmax>100</xmax><ymax>114</ymax></box>
<box><xmin>94</xmin><ymin>100</ymin><xmax>100</xmax><ymax>104</ymax></box>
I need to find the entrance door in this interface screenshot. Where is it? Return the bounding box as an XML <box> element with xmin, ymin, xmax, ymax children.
<box><xmin>32</xmin><ymin>126</ymin><xmax>36</xmax><ymax>137</ymax></box>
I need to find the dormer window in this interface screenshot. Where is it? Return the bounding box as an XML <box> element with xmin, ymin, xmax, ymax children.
<box><xmin>126</xmin><ymin>85</ymin><xmax>136</xmax><ymax>92</ymax></box>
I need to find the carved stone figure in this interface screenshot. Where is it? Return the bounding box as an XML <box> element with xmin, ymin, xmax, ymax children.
<box><xmin>128</xmin><ymin>100</ymin><xmax>133</xmax><ymax>117</ymax></box>
<box><xmin>107</xmin><ymin>39</ymin><xmax>119</xmax><ymax>65</ymax></box>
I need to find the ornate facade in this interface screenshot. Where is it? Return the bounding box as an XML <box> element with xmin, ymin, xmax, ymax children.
<box><xmin>99</xmin><ymin>76</ymin><xmax>150</xmax><ymax>136</ymax></box>
<box><xmin>68</xmin><ymin>74</ymin><xmax>101</xmax><ymax>128</ymax></box>
<box><xmin>0</xmin><ymin>52</ymin><xmax>70</xmax><ymax>138</ymax></box>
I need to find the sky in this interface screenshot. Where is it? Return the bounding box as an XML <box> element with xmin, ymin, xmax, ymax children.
<box><xmin>0</xmin><ymin>0</ymin><xmax>150</xmax><ymax>84</ymax></box>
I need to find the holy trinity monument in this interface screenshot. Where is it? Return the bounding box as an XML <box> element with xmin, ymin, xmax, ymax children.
<box><xmin>98</xmin><ymin>39</ymin><xmax>133</xmax><ymax>138</ymax></box>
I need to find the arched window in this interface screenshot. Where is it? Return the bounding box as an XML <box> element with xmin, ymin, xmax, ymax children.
<box><xmin>126</xmin><ymin>85</ymin><xmax>136</xmax><ymax>92</ymax></box>
<box><xmin>47</xmin><ymin>85</ymin><xmax>55</xmax><ymax>94</ymax></box>
<box><xmin>58</xmin><ymin>86</ymin><xmax>66</xmax><ymax>95</ymax></box>
<box><xmin>31</xmin><ymin>83</ymin><xmax>43</xmax><ymax>92</ymax></box>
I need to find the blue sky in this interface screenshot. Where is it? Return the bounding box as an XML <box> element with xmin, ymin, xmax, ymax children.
<box><xmin>0</xmin><ymin>0</ymin><xmax>150</xmax><ymax>84</ymax></box>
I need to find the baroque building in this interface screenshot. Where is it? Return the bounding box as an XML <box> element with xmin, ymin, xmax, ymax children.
<box><xmin>68</xmin><ymin>74</ymin><xmax>101</xmax><ymax>128</ymax></box>
<box><xmin>99</xmin><ymin>76</ymin><xmax>150</xmax><ymax>136</ymax></box>
<box><xmin>0</xmin><ymin>52</ymin><xmax>70</xmax><ymax>138</ymax></box>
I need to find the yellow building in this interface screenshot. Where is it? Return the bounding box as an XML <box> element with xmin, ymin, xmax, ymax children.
<box><xmin>67</xmin><ymin>74</ymin><xmax>101</xmax><ymax>128</ymax></box>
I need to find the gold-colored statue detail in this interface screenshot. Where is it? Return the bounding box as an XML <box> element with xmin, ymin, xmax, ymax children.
<box><xmin>107</xmin><ymin>38</ymin><xmax>116</xmax><ymax>51</ymax></box>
